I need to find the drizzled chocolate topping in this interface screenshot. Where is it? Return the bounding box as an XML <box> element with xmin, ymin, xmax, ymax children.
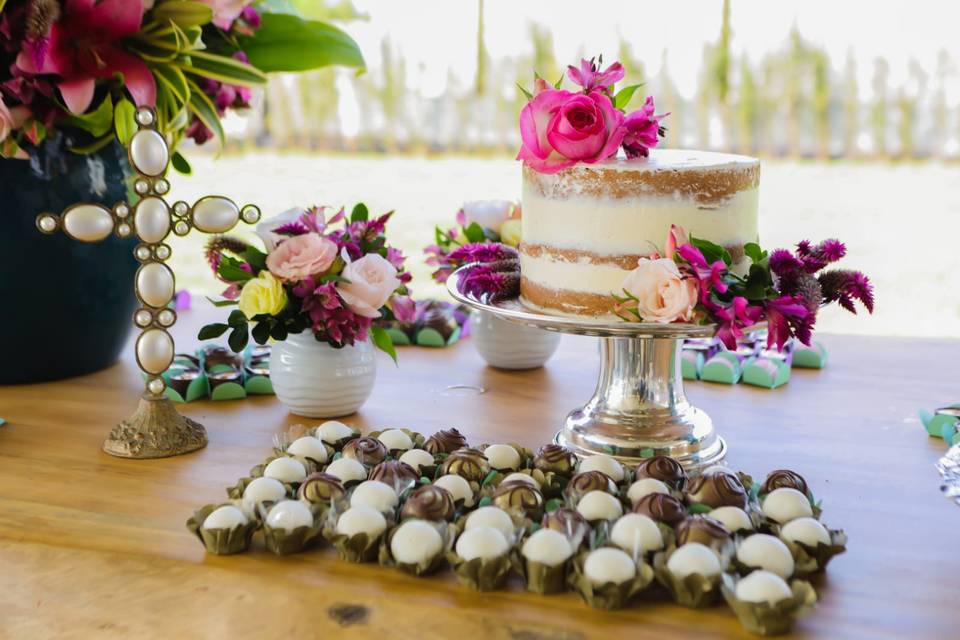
<box><xmin>493</xmin><ymin>482</ymin><xmax>545</xmax><ymax>520</ymax></box>
<box><xmin>676</xmin><ymin>515</ymin><xmax>731</xmax><ymax>546</ymax></box>
<box><xmin>297</xmin><ymin>472</ymin><xmax>346</xmax><ymax>505</ymax></box>
<box><xmin>541</xmin><ymin>507</ymin><xmax>589</xmax><ymax>536</ymax></box>
<box><xmin>760</xmin><ymin>469</ymin><xmax>809</xmax><ymax>496</ymax></box>
<box><xmin>631</xmin><ymin>493</ymin><xmax>687</xmax><ymax>526</ymax></box>
<box><xmin>564</xmin><ymin>470</ymin><xmax>618</xmax><ymax>502</ymax></box>
<box><xmin>424</xmin><ymin>428</ymin><xmax>468</xmax><ymax>455</ymax></box>
<box><xmin>341</xmin><ymin>437</ymin><xmax>388</xmax><ymax>467</ymax></box>
<box><xmin>440</xmin><ymin>447</ymin><xmax>491</xmax><ymax>482</ymax></box>
<box><xmin>370</xmin><ymin>460</ymin><xmax>419</xmax><ymax>491</ymax></box>
<box><xmin>685</xmin><ymin>470</ymin><xmax>748</xmax><ymax>508</ymax></box>
<box><xmin>533</xmin><ymin>444</ymin><xmax>578</xmax><ymax>475</ymax></box>
<box><xmin>401</xmin><ymin>484</ymin><xmax>455</xmax><ymax>521</ymax></box>
<box><xmin>635</xmin><ymin>456</ymin><xmax>687</xmax><ymax>490</ymax></box>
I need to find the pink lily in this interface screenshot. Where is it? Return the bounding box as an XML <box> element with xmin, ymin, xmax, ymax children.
<box><xmin>714</xmin><ymin>296</ymin><xmax>764</xmax><ymax>350</ymax></box>
<box><xmin>16</xmin><ymin>0</ymin><xmax>155</xmax><ymax>114</ymax></box>
<box><xmin>567</xmin><ymin>58</ymin><xmax>625</xmax><ymax>93</ymax></box>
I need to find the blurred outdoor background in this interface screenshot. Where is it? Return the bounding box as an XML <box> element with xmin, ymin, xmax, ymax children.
<box><xmin>169</xmin><ymin>0</ymin><xmax>960</xmax><ymax>338</ymax></box>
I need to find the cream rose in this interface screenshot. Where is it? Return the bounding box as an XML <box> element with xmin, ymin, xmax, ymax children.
<box><xmin>239</xmin><ymin>271</ymin><xmax>287</xmax><ymax>319</ymax></box>
<box><xmin>621</xmin><ymin>258</ymin><xmax>698</xmax><ymax>323</ymax></box>
<box><xmin>337</xmin><ymin>254</ymin><xmax>401</xmax><ymax>319</ymax></box>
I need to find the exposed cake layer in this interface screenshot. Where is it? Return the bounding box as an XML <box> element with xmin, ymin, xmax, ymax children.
<box><xmin>520</xmin><ymin>278</ymin><xmax>619</xmax><ymax>318</ymax></box>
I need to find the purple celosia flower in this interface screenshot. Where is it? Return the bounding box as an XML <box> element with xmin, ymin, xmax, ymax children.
<box><xmin>795</xmin><ymin>239</ymin><xmax>846</xmax><ymax>273</ymax></box>
<box><xmin>459</xmin><ymin>266</ymin><xmax>520</xmax><ymax>302</ymax></box>
<box><xmin>567</xmin><ymin>58</ymin><xmax>625</xmax><ymax>93</ymax></box>
<box><xmin>818</xmin><ymin>269</ymin><xmax>874</xmax><ymax>314</ymax></box>
<box><xmin>448</xmin><ymin>242</ymin><xmax>519</xmax><ymax>265</ymax></box>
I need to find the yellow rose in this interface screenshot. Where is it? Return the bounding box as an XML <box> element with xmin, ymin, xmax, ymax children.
<box><xmin>500</xmin><ymin>218</ymin><xmax>522</xmax><ymax>248</ymax></box>
<box><xmin>238</xmin><ymin>271</ymin><xmax>287</xmax><ymax>318</ymax></box>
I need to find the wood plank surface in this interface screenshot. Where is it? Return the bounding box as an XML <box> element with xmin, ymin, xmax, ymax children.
<box><xmin>1</xmin><ymin>306</ymin><xmax>958</xmax><ymax>639</ymax></box>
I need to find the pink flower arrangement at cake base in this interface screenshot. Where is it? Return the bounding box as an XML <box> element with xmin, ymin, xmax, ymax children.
<box><xmin>425</xmin><ymin>200</ymin><xmax>520</xmax><ymax>284</ymax></box>
<box><xmin>201</xmin><ymin>204</ymin><xmax>413</xmax><ymax>361</ymax></box>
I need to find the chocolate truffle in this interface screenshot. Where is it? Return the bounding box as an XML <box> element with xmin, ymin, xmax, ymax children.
<box><xmin>610</xmin><ymin>513</ymin><xmax>664</xmax><ymax>555</ymax></box>
<box><xmin>369</xmin><ymin>460</ymin><xmax>419</xmax><ymax>490</ymax></box>
<box><xmin>564</xmin><ymin>470</ymin><xmax>618</xmax><ymax>502</ymax></box>
<box><xmin>736</xmin><ymin>534</ymin><xmax>795</xmax><ymax>579</ymax></box>
<box><xmin>401</xmin><ymin>484</ymin><xmax>456</xmax><ymax>521</ymax></box>
<box><xmin>708</xmin><ymin>506</ymin><xmax>754</xmax><ymax>533</ymax></box>
<box><xmin>521</xmin><ymin>529</ymin><xmax>573</xmax><ymax>567</ymax></box>
<box><xmin>541</xmin><ymin>507</ymin><xmax>589</xmax><ymax>536</ymax></box>
<box><xmin>492</xmin><ymin>481</ymin><xmax>545</xmax><ymax>520</ymax></box>
<box><xmin>433</xmin><ymin>474</ymin><xmax>475</xmax><ymax>507</ymax></box>
<box><xmin>297</xmin><ymin>472</ymin><xmax>346</xmax><ymax>504</ymax></box>
<box><xmin>324</xmin><ymin>458</ymin><xmax>368</xmax><ymax>484</ymax></box>
<box><xmin>626</xmin><ymin>478</ymin><xmax>670</xmax><ymax>505</ymax></box>
<box><xmin>350</xmin><ymin>480</ymin><xmax>398</xmax><ymax>513</ymax></box>
<box><xmin>578</xmin><ymin>454</ymin><xmax>625</xmax><ymax>482</ymax></box>
<box><xmin>424</xmin><ymin>428</ymin><xmax>468</xmax><ymax>454</ymax></box>
<box><xmin>391</xmin><ymin>519</ymin><xmax>443</xmax><ymax>564</ymax></box>
<box><xmin>336</xmin><ymin>505</ymin><xmax>387</xmax><ymax>538</ymax></box>
<box><xmin>376</xmin><ymin>428</ymin><xmax>414</xmax><ymax>451</ymax></box>
<box><xmin>286</xmin><ymin>436</ymin><xmax>329</xmax><ymax>463</ymax></box>
<box><xmin>760</xmin><ymin>469</ymin><xmax>809</xmax><ymax>496</ymax></box>
<box><xmin>685</xmin><ymin>470</ymin><xmax>748</xmax><ymax>508</ymax></box>
<box><xmin>534</xmin><ymin>444</ymin><xmax>577</xmax><ymax>475</ymax></box>
<box><xmin>632</xmin><ymin>493</ymin><xmax>688</xmax><ymax>526</ymax></box>
<box><xmin>780</xmin><ymin>517</ymin><xmax>830</xmax><ymax>547</ymax></box>
<box><xmin>440</xmin><ymin>447</ymin><xmax>491</xmax><ymax>483</ymax></box>
<box><xmin>583</xmin><ymin>547</ymin><xmax>636</xmax><ymax>586</ymax></box>
<box><xmin>675</xmin><ymin>515</ymin><xmax>731</xmax><ymax>547</ymax></box>
<box><xmin>465</xmin><ymin>506</ymin><xmax>515</xmax><ymax>542</ymax></box>
<box><xmin>667</xmin><ymin>543</ymin><xmax>722</xmax><ymax>579</ymax></box>
<box><xmin>263</xmin><ymin>457</ymin><xmax>307</xmax><ymax>483</ymax></box>
<box><xmin>265</xmin><ymin>500</ymin><xmax>313</xmax><ymax>532</ymax></box>
<box><xmin>455</xmin><ymin>525</ymin><xmax>510</xmax><ymax>561</ymax></box>
<box><xmin>576</xmin><ymin>490</ymin><xmax>624</xmax><ymax>522</ymax></box>
<box><xmin>398</xmin><ymin>448</ymin><xmax>435</xmax><ymax>472</ymax></box>
<box><xmin>761</xmin><ymin>488</ymin><xmax>813</xmax><ymax>524</ymax></box>
<box><xmin>242</xmin><ymin>477</ymin><xmax>287</xmax><ymax>515</ymax></box>
<box><xmin>635</xmin><ymin>456</ymin><xmax>687</xmax><ymax>490</ymax></box>
<box><xmin>483</xmin><ymin>444</ymin><xmax>522</xmax><ymax>470</ymax></box>
<box><xmin>342</xmin><ymin>437</ymin><xmax>389</xmax><ymax>467</ymax></box>
<box><xmin>734</xmin><ymin>570</ymin><xmax>792</xmax><ymax>605</ymax></box>
<box><xmin>203</xmin><ymin>505</ymin><xmax>248</xmax><ymax>530</ymax></box>
<box><xmin>314</xmin><ymin>420</ymin><xmax>356</xmax><ymax>444</ymax></box>
<box><xmin>500</xmin><ymin>472</ymin><xmax>540</xmax><ymax>489</ymax></box>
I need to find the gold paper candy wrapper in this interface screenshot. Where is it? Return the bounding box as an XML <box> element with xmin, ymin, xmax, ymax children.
<box><xmin>721</xmin><ymin>573</ymin><xmax>817</xmax><ymax>636</ymax></box>
<box><xmin>652</xmin><ymin>547</ymin><xmax>726</xmax><ymax>608</ymax></box>
<box><xmin>186</xmin><ymin>503</ymin><xmax>259</xmax><ymax>555</ymax></box>
<box><xmin>263</xmin><ymin>520</ymin><xmax>322</xmax><ymax>555</ymax></box>
<box><xmin>378</xmin><ymin>521</ymin><xmax>456</xmax><ymax>576</ymax></box>
<box><xmin>322</xmin><ymin>524</ymin><xmax>385</xmax><ymax>563</ymax></box>
<box><xmin>783</xmin><ymin>528</ymin><xmax>847</xmax><ymax>575</ymax></box>
<box><xmin>446</xmin><ymin>551</ymin><xmax>513</xmax><ymax>591</ymax></box>
<box><xmin>567</xmin><ymin>551</ymin><xmax>655</xmax><ymax>610</ymax></box>
<box><xmin>510</xmin><ymin>551</ymin><xmax>570</xmax><ymax>595</ymax></box>
<box><xmin>367</xmin><ymin>428</ymin><xmax>426</xmax><ymax>454</ymax></box>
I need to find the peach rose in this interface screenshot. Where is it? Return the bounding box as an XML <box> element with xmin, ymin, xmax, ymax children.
<box><xmin>622</xmin><ymin>258</ymin><xmax>698</xmax><ymax>323</ymax></box>
<box><xmin>266</xmin><ymin>233</ymin><xmax>337</xmax><ymax>282</ymax></box>
<box><xmin>337</xmin><ymin>254</ymin><xmax>401</xmax><ymax>319</ymax></box>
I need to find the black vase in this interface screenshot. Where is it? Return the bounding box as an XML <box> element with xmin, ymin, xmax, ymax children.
<box><xmin>0</xmin><ymin>133</ymin><xmax>138</xmax><ymax>384</ymax></box>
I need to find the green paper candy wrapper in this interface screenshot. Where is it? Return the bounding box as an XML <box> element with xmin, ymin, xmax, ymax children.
<box><xmin>322</xmin><ymin>523</ymin><xmax>385</xmax><ymax>563</ymax></box>
<box><xmin>186</xmin><ymin>503</ymin><xmax>259</xmax><ymax>555</ymax></box>
<box><xmin>782</xmin><ymin>528</ymin><xmax>848</xmax><ymax>575</ymax></box>
<box><xmin>721</xmin><ymin>573</ymin><xmax>817</xmax><ymax>636</ymax></box>
<box><xmin>567</xmin><ymin>552</ymin><xmax>655</xmax><ymax>610</ymax></box>
<box><xmin>446</xmin><ymin>550</ymin><xmax>513</xmax><ymax>591</ymax></box>
<box><xmin>263</xmin><ymin>519</ymin><xmax>323</xmax><ymax>555</ymax></box>
<box><xmin>652</xmin><ymin>546</ymin><xmax>726</xmax><ymax>608</ymax></box>
<box><xmin>510</xmin><ymin>550</ymin><xmax>570</xmax><ymax>595</ymax></box>
<box><xmin>378</xmin><ymin>521</ymin><xmax>455</xmax><ymax>577</ymax></box>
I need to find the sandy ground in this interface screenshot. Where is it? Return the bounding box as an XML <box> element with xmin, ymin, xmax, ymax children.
<box><xmin>166</xmin><ymin>153</ymin><xmax>960</xmax><ymax>339</ymax></box>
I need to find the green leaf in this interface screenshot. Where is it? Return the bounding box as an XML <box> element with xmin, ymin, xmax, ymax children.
<box><xmin>553</xmin><ymin>74</ymin><xmax>564</xmax><ymax>89</ymax></box>
<box><xmin>689</xmin><ymin>235</ymin><xmax>733</xmax><ymax>266</ymax></box>
<box><xmin>370</xmin><ymin>325</ymin><xmax>397</xmax><ymax>364</ymax></box>
<box><xmin>743</xmin><ymin>242</ymin><xmax>767</xmax><ymax>264</ymax></box>
<box><xmin>318</xmin><ymin>274</ymin><xmax>351</xmax><ymax>285</ymax></box>
<box><xmin>218</xmin><ymin>260</ymin><xmax>253</xmax><ymax>282</ymax></box>
<box><xmin>113</xmin><ymin>98</ymin><xmax>137</xmax><ymax>145</ymax></box>
<box><xmin>67</xmin><ymin>135</ymin><xmax>113</xmax><ymax>155</ymax></box>
<box><xmin>516</xmin><ymin>82</ymin><xmax>532</xmax><ymax>100</ymax></box>
<box><xmin>186</xmin><ymin>78</ymin><xmax>225</xmax><ymax>148</ymax></box>
<box><xmin>177</xmin><ymin>50</ymin><xmax>268</xmax><ymax>86</ymax></box>
<box><xmin>251</xmin><ymin>320</ymin><xmax>272</xmax><ymax>345</ymax></box>
<box><xmin>153</xmin><ymin>65</ymin><xmax>190</xmax><ymax>104</ymax></box>
<box><xmin>228</xmin><ymin>326</ymin><xmax>249</xmax><ymax>352</ymax></box>
<box><xmin>237</xmin><ymin>13</ymin><xmax>365</xmax><ymax>73</ymax></box>
<box><xmin>613</xmin><ymin>83</ymin><xmax>644</xmax><ymax>110</ymax></box>
<box><xmin>65</xmin><ymin>95</ymin><xmax>114</xmax><ymax>137</ymax></box>
<box><xmin>243</xmin><ymin>247</ymin><xmax>268</xmax><ymax>271</ymax></box>
<box><xmin>171</xmin><ymin>151</ymin><xmax>192</xmax><ymax>174</ymax></box>
<box><xmin>228</xmin><ymin>309</ymin><xmax>248</xmax><ymax>327</ymax></box>
<box><xmin>270</xmin><ymin>323</ymin><xmax>289</xmax><ymax>342</ymax></box>
<box><xmin>205</xmin><ymin>297</ymin><xmax>239</xmax><ymax>307</ymax></box>
<box><xmin>463</xmin><ymin>222</ymin><xmax>486</xmax><ymax>243</ymax></box>
<box><xmin>150</xmin><ymin>1</ymin><xmax>213</xmax><ymax>27</ymax></box>
<box><xmin>351</xmin><ymin>202</ymin><xmax>368</xmax><ymax>223</ymax></box>
<box><xmin>198</xmin><ymin>323</ymin><xmax>230</xmax><ymax>340</ymax></box>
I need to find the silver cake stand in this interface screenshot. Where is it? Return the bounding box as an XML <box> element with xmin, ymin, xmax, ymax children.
<box><xmin>448</xmin><ymin>267</ymin><xmax>728</xmax><ymax>469</ymax></box>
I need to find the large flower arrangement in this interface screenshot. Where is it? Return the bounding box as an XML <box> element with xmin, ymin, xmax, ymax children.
<box><xmin>424</xmin><ymin>199</ymin><xmax>521</xmax><ymax>284</ymax></box>
<box><xmin>200</xmin><ymin>204</ymin><xmax>414</xmax><ymax>361</ymax></box>
<box><xmin>517</xmin><ymin>56</ymin><xmax>667</xmax><ymax>173</ymax></box>
<box><xmin>0</xmin><ymin>0</ymin><xmax>363</xmax><ymax>168</ymax></box>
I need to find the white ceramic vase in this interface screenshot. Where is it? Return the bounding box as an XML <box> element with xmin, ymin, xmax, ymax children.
<box><xmin>270</xmin><ymin>332</ymin><xmax>377</xmax><ymax>417</ymax></box>
<box><xmin>471</xmin><ymin>310</ymin><xmax>561</xmax><ymax>370</ymax></box>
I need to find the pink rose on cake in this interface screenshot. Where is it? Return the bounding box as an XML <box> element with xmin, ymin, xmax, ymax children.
<box><xmin>517</xmin><ymin>89</ymin><xmax>625</xmax><ymax>174</ymax></box>
<box><xmin>265</xmin><ymin>233</ymin><xmax>338</xmax><ymax>281</ymax></box>
<box><xmin>620</xmin><ymin>258</ymin><xmax>698</xmax><ymax>323</ymax></box>
<box><xmin>337</xmin><ymin>253</ymin><xmax>402</xmax><ymax>318</ymax></box>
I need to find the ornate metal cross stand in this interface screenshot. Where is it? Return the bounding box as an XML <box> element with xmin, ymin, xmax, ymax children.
<box><xmin>36</xmin><ymin>107</ymin><xmax>261</xmax><ymax>459</ymax></box>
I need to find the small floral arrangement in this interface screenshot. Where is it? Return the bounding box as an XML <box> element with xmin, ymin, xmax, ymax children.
<box><xmin>517</xmin><ymin>55</ymin><xmax>667</xmax><ymax>174</ymax></box>
<box><xmin>0</xmin><ymin>1</ymin><xmax>363</xmax><ymax>167</ymax></box>
<box><xmin>199</xmin><ymin>204</ymin><xmax>414</xmax><ymax>361</ymax></box>
<box><xmin>424</xmin><ymin>199</ymin><xmax>520</xmax><ymax>284</ymax></box>
<box><xmin>612</xmin><ymin>225</ymin><xmax>874</xmax><ymax>350</ymax></box>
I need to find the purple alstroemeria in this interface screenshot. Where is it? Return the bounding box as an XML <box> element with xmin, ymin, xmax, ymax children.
<box><xmin>677</xmin><ymin>243</ymin><xmax>728</xmax><ymax>295</ymax></box>
<box><xmin>714</xmin><ymin>296</ymin><xmax>764</xmax><ymax>350</ymax></box>
<box><xmin>293</xmin><ymin>280</ymin><xmax>372</xmax><ymax>346</ymax></box>
<box><xmin>391</xmin><ymin>295</ymin><xmax>417</xmax><ymax>323</ymax></box>
<box><xmin>567</xmin><ymin>58</ymin><xmax>625</xmax><ymax>93</ymax></box>
<box><xmin>622</xmin><ymin>96</ymin><xmax>667</xmax><ymax>159</ymax></box>
<box><xmin>764</xmin><ymin>295</ymin><xmax>812</xmax><ymax>350</ymax></box>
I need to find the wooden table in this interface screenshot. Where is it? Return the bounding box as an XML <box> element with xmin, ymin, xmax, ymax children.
<box><xmin>1</xmin><ymin>308</ymin><xmax>958</xmax><ymax>639</ymax></box>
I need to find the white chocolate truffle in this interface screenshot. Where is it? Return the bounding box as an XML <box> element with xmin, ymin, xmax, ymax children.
<box><xmin>610</xmin><ymin>513</ymin><xmax>664</xmax><ymax>555</ymax></box>
<box><xmin>315</xmin><ymin>420</ymin><xmax>355</xmax><ymax>443</ymax></box>
<box><xmin>576</xmin><ymin>490</ymin><xmax>624</xmax><ymax>521</ymax></box>
<box><xmin>263</xmin><ymin>456</ymin><xmax>307</xmax><ymax>483</ymax></box>
<box><xmin>399</xmin><ymin>448</ymin><xmax>435</xmax><ymax>471</ymax></box>
<box><xmin>433</xmin><ymin>474</ymin><xmax>475</xmax><ymax>507</ymax></box>
<box><xmin>736</xmin><ymin>534</ymin><xmax>795</xmax><ymax>579</ymax></box>
<box><xmin>203</xmin><ymin>505</ymin><xmax>248</xmax><ymax>530</ymax></box>
<box><xmin>350</xmin><ymin>480</ymin><xmax>399</xmax><ymax>513</ymax></box>
<box><xmin>780</xmin><ymin>517</ymin><xmax>831</xmax><ymax>547</ymax></box>
<box><xmin>466</xmin><ymin>506</ymin><xmax>515</xmax><ymax>542</ymax></box>
<box><xmin>709</xmin><ymin>506</ymin><xmax>754</xmax><ymax>533</ymax></box>
<box><xmin>666</xmin><ymin>543</ymin><xmax>722</xmax><ymax>579</ymax></box>
<box><xmin>627</xmin><ymin>478</ymin><xmax>670</xmax><ymax>505</ymax></box>
<box><xmin>583</xmin><ymin>547</ymin><xmax>636</xmax><ymax>586</ymax></box>
<box><xmin>734</xmin><ymin>570</ymin><xmax>793</xmax><ymax>605</ymax></box>
<box><xmin>521</xmin><ymin>528</ymin><xmax>573</xmax><ymax>567</ymax></box>
<box><xmin>377</xmin><ymin>429</ymin><xmax>414</xmax><ymax>451</ymax></box>
<box><xmin>286</xmin><ymin>436</ymin><xmax>329</xmax><ymax>463</ymax></box>
<box><xmin>265</xmin><ymin>500</ymin><xmax>313</xmax><ymax>532</ymax></box>
<box><xmin>762</xmin><ymin>488</ymin><xmax>813</xmax><ymax>524</ymax></box>
<box><xmin>455</xmin><ymin>525</ymin><xmax>510</xmax><ymax>561</ymax></box>
<box><xmin>501</xmin><ymin>472</ymin><xmax>540</xmax><ymax>489</ymax></box>
<box><xmin>483</xmin><ymin>444</ymin><xmax>521</xmax><ymax>470</ymax></box>
<box><xmin>578</xmin><ymin>454</ymin><xmax>625</xmax><ymax>482</ymax></box>
<box><xmin>241</xmin><ymin>477</ymin><xmax>286</xmax><ymax>515</ymax></box>
<box><xmin>325</xmin><ymin>457</ymin><xmax>368</xmax><ymax>483</ymax></box>
<box><xmin>390</xmin><ymin>519</ymin><xmax>444</xmax><ymax>564</ymax></box>
<box><xmin>336</xmin><ymin>505</ymin><xmax>387</xmax><ymax>538</ymax></box>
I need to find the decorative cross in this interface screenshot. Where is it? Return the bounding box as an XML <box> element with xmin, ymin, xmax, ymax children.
<box><xmin>36</xmin><ymin>106</ymin><xmax>261</xmax><ymax>459</ymax></box>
